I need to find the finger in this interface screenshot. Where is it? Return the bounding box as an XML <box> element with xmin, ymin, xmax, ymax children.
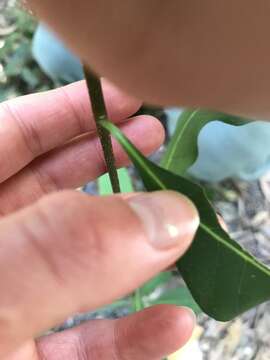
<box><xmin>0</xmin><ymin>79</ymin><xmax>141</xmax><ymax>183</ymax></box>
<box><xmin>37</xmin><ymin>305</ymin><xmax>195</xmax><ymax>360</ymax></box>
<box><xmin>0</xmin><ymin>190</ymin><xmax>199</xmax><ymax>357</ymax></box>
<box><xmin>0</xmin><ymin>116</ymin><xmax>164</xmax><ymax>215</ymax></box>
<box><xmin>5</xmin><ymin>341</ymin><xmax>38</xmax><ymax>360</ymax></box>
<box><xmin>29</xmin><ymin>1</ymin><xmax>270</xmax><ymax>118</ymax></box>
<box><xmin>218</xmin><ymin>215</ymin><xmax>228</xmax><ymax>231</ymax></box>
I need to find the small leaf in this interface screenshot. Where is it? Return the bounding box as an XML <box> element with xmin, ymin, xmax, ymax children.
<box><xmin>101</xmin><ymin>120</ymin><xmax>270</xmax><ymax>321</ymax></box>
<box><xmin>161</xmin><ymin>109</ymin><xmax>250</xmax><ymax>175</ymax></box>
<box><xmin>98</xmin><ymin>168</ymin><xmax>133</xmax><ymax>195</ymax></box>
<box><xmin>140</xmin><ymin>272</ymin><xmax>173</xmax><ymax>297</ymax></box>
<box><xmin>149</xmin><ymin>286</ymin><xmax>201</xmax><ymax>315</ymax></box>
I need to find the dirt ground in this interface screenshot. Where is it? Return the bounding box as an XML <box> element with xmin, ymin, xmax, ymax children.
<box><xmin>198</xmin><ymin>176</ymin><xmax>270</xmax><ymax>360</ymax></box>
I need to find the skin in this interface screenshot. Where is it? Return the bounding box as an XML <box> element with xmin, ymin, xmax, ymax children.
<box><xmin>0</xmin><ymin>80</ymin><xmax>198</xmax><ymax>359</ymax></box>
<box><xmin>28</xmin><ymin>1</ymin><xmax>270</xmax><ymax>118</ymax></box>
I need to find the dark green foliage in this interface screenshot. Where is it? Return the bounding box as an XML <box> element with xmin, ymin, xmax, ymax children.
<box><xmin>102</xmin><ymin>120</ymin><xmax>270</xmax><ymax>321</ymax></box>
<box><xmin>0</xmin><ymin>7</ymin><xmax>52</xmax><ymax>101</ymax></box>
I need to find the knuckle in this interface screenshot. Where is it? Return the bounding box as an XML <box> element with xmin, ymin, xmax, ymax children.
<box><xmin>1</xmin><ymin>101</ymin><xmax>43</xmax><ymax>157</ymax></box>
<box><xmin>38</xmin><ymin>332</ymin><xmax>87</xmax><ymax>360</ymax></box>
<box><xmin>30</xmin><ymin>191</ymin><xmax>107</xmax><ymax>282</ymax></box>
<box><xmin>112</xmin><ymin>320</ymin><xmax>132</xmax><ymax>360</ymax></box>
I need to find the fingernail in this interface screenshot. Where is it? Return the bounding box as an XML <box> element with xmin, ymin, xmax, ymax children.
<box><xmin>181</xmin><ymin>307</ymin><xmax>197</xmax><ymax>326</ymax></box>
<box><xmin>128</xmin><ymin>191</ymin><xmax>199</xmax><ymax>249</ymax></box>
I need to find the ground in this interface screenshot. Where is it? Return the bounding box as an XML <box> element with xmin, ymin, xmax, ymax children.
<box><xmin>199</xmin><ymin>177</ymin><xmax>270</xmax><ymax>360</ymax></box>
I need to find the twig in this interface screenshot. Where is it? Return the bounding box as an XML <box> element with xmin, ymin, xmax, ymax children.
<box><xmin>83</xmin><ymin>66</ymin><xmax>120</xmax><ymax>193</ymax></box>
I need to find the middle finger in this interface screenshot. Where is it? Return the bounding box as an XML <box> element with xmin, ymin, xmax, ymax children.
<box><xmin>0</xmin><ymin>116</ymin><xmax>164</xmax><ymax>215</ymax></box>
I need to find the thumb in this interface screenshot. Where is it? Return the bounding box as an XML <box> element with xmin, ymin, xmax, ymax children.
<box><xmin>0</xmin><ymin>190</ymin><xmax>199</xmax><ymax>357</ymax></box>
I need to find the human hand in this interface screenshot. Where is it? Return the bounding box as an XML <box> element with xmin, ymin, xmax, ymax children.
<box><xmin>0</xmin><ymin>80</ymin><xmax>199</xmax><ymax>359</ymax></box>
<box><xmin>28</xmin><ymin>1</ymin><xmax>270</xmax><ymax>118</ymax></box>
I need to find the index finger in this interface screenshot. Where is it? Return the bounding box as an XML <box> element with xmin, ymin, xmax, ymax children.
<box><xmin>0</xmin><ymin>79</ymin><xmax>141</xmax><ymax>183</ymax></box>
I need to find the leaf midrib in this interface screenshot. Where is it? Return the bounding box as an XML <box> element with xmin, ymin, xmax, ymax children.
<box><xmin>163</xmin><ymin>109</ymin><xmax>200</xmax><ymax>169</ymax></box>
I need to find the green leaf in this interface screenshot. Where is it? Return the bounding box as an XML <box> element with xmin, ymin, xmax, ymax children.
<box><xmin>5</xmin><ymin>41</ymin><xmax>32</xmax><ymax>77</ymax></box>
<box><xmin>140</xmin><ymin>272</ymin><xmax>173</xmax><ymax>297</ymax></box>
<box><xmin>98</xmin><ymin>168</ymin><xmax>133</xmax><ymax>195</ymax></box>
<box><xmin>101</xmin><ymin>120</ymin><xmax>270</xmax><ymax>321</ymax></box>
<box><xmin>21</xmin><ymin>68</ymin><xmax>40</xmax><ymax>88</ymax></box>
<box><xmin>149</xmin><ymin>286</ymin><xmax>201</xmax><ymax>315</ymax></box>
<box><xmin>161</xmin><ymin>109</ymin><xmax>250</xmax><ymax>175</ymax></box>
<box><xmin>132</xmin><ymin>288</ymin><xmax>144</xmax><ymax>312</ymax></box>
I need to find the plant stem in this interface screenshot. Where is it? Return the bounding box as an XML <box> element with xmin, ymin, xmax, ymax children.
<box><xmin>132</xmin><ymin>288</ymin><xmax>144</xmax><ymax>312</ymax></box>
<box><xmin>83</xmin><ymin>65</ymin><xmax>120</xmax><ymax>193</ymax></box>
<box><xmin>84</xmin><ymin>68</ymin><xmax>168</xmax><ymax>360</ymax></box>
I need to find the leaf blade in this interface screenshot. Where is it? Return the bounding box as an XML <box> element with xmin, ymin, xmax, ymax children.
<box><xmin>102</xmin><ymin>120</ymin><xmax>270</xmax><ymax>321</ymax></box>
<box><xmin>149</xmin><ymin>286</ymin><xmax>201</xmax><ymax>315</ymax></box>
<box><xmin>98</xmin><ymin>168</ymin><xmax>133</xmax><ymax>195</ymax></box>
<box><xmin>161</xmin><ymin>109</ymin><xmax>250</xmax><ymax>175</ymax></box>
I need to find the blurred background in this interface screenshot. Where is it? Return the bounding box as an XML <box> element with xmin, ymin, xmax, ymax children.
<box><xmin>1</xmin><ymin>2</ymin><xmax>270</xmax><ymax>360</ymax></box>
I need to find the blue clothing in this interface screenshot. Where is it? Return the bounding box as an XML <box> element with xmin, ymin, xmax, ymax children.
<box><xmin>33</xmin><ymin>25</ymin><xmax>270</xmax><ymax>182</ymax></box>
<box><xmin>32</xmin><ymin>24</ymin><xmax>83</xmax><ymax>83</ymax></box>
<box><xmin>190</xmin><ymin>121</ymin><xmax>270</xmax><ymax>182</ymax></box>
<box><xmin>165</xmin><ymin>110</ymin><xmax>270</xmax><ymax>182</ymax></box>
